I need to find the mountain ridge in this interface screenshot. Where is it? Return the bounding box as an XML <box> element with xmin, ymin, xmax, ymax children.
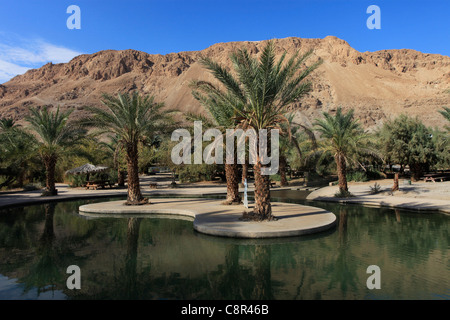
<box><xmin>1</xmin><ymin>36</ymin><xmax>449</xmax><ymax>130</ymax></box>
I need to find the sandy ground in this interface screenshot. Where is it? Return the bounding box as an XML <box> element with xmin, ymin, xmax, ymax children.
<box><xmin>1</xmin><ymin>174</ymin><xmax>449</xmax><ymax>213</ymax></box>
<box><xmin>309</xmin><ymin>179</ymin><xmax>450</xmax><ymax>200</ymax></box>
<box><xmin>307</xmin><ymin>179</ymin><xmax>450</xmax><ymax>213</ymax></box>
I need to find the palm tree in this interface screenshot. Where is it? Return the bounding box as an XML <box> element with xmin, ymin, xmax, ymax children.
<box><xmin>313</xmin><ymin>107</ymin><xmax>368</xmax><ymax>195</ymax></box>
<box><xmin>99</xmin><ymin>134</ymin><xmax>127</xmax><ymax>187</ymax></box>
<box><xmin>0</xmin><ymin>117</ymin><xmax>17</xmax><ymax>130</ymax></box>
<box><xmin>438</xmin><ymin>107</ymin><xmax>450</xmax><ymax>132</ymax></box>
<box><xmin>196</xmin><ymin>41</ymin><xmax>321</xmax><ymax>220</ymax></box>
<box><xmin>190</xmin><ymin>81</ymin><xmax>243</xmax><ymax>204</ymax></box>
<box><xmin>0</xmin><ymin>118</ymin><xmax>37</xmax><ymax>188</ymax></box>
<box><xmin>84</xmin><ymin>91</ymin><xmax>173</xmax><ymax>205</ymax></box>
<box><xmin>25</xmin><ymin>106</ymin><xmax>86</xmax><ymax>195</ymax></box>
<box><xmin>278</xmin><ymin>113</ymin><xmax>317</xmax><ymax>186</ymax></box>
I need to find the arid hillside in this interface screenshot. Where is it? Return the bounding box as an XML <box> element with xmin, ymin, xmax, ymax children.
<box><xmin>1</xmin><ymin>36</ymin><xmax>449</xmax><ymax>130</ymax></box>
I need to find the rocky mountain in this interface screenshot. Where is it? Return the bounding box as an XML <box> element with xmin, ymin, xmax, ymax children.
<box><xmin>1</xmin><ymin>36</ymin><xmax>449</xmax><ymax>130</ymax></box>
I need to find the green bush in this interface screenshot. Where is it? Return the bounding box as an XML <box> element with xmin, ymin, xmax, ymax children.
<box><xmin>23</xmin><ymin>182</ymin><xmax>43</xmax><ymax>191</ymax></box>
<box><xmin>67</xmin><ymin>175</ymin><xmax>87</xmax><ymax>188</ymax></box>
<box><xmin>366</xmin><ymin>169</ymin><xmax>386</xmax><ymax>180</ymax></box>
<box><xmin>177</xmin><ymin>164</ymin><xmax>218</xmax><ymax>183</ymax></box>
<box><xmin>346</xmin><ymin>171</ymin><xmax>368</xmax><ymax>182</ymax></box>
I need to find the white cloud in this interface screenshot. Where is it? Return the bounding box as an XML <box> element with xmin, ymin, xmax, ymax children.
<box><xmin>0</xmin><ymin>59</ymin><xmax>31</xmax><ymax>83</ymax></box>
<box><xmin>0</xmin><ymin>36</ymin><xmax>83</xmax><ymax>83</ymax></box>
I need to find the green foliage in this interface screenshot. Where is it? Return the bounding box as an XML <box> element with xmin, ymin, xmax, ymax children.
<box><xmin>194</xmin><ymin>41</ymin><xmax>321</xmax><ymax>132</ymax></box>
<box><xmin>23</xmin><ymin>182</ymin><xmax>43</xmax><ymax>191</ymax></box>
<box><xmin>24</xmin><ymin>106</ymin><xmax>88</xmax><ymax>193</ymax></box>
<box><xmin>269</xmin><ymin>173</ymin><xmax>291</xmax><ymax>182</ymax></box>
<box><xmin>369</xmin><ymin>182</ymin><xmax>382</xmax><ymax>194</ymax></box>
<box><xmin>314</xmin><ymin>107</ymin><xmax>377</xmax><ymax>190</ymax></box>
<box><xmin>25</xmin><ymin>106</ymin><xmax>86</xmax><ymax>158</ymax></box>
<box><xmin>314</xmin><ymin>107</ymin><xmax>368</xmax><ymax>161</ymax></box>
<box><xmin>346</xmin><ymin>171</ymin><xmax>369</xmax><ymax>182</ymax></box>
<box><xmin>438</xmin><ymin>106</ymin><xmax>450</xmax><ymax>132</ymax></box>
<box><xmin>67</xmin><ymin>174</ymin><xmax>86</xmax><ymax>188</ymax></box>
<box><xmin>0</xmin><ymin>117</ymin><xmax>39</xmax><ymax>188</ymax></box>
<box><xmin>177</xmin><ymin>164</ymin><xmax>219</xmax><ymax>183</ymax></box>
<box><xmin>378</xmin><ymin>114</ymin><xmax>437</xmax><ymax>179</ymax></box>
<box><xmin>430</xmin><ymin>128</ymin><xmax>450</xmax><ymax>170</ymax></box>
<box><xmin>83</xmin><ymin>92</ymin><xmax>175</xmax><ymax>147</ymax></box>
<box><xmin>365</xmin><ymin>169</ymin><xmax>387</xmax><ymax>180</ymax></box>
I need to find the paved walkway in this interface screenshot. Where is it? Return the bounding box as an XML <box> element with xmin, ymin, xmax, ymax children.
<box><xmin>1</xmin><ymin>175</ymin><xmax>448</xmax><ymax>238</ymax></box>
<box><xmin>0</xmin><ymin>175</ymin><xmax>238</xmax><ymax>209</ymax></box>
<box><xmin>79</xmin><ymin>198</ymin><xmax>336</xmax><ymax>239</ymax></box>
<box><xmin>306</xmin><ymin>180</ymin><xmax>450</xmax><ymax>214</ymax></box>
<box><xmin>0</xmin><ymin>174</ymin><xmax>336</xmax><ymax>239</ymax></box>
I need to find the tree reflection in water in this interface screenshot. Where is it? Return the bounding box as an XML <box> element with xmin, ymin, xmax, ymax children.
<box><xmin>0</xmin><ymin>198</ymin><xmax>448</xmax><ymax>300</ymax></box>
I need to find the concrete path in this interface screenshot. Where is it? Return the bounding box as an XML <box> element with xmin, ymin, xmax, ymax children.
<box><xmin>0</xmin><ymin>174</ymin><xmax>337</xmax><ymax>239</ymax></box>
<box><xmin>79</xmin><ymin>198</ymin><xmax>337</xmax><ymax>239</ymax></box>
<box><xmin>307</xmin><ymin>180</ymin><xmax>450</xmax><ymax>214</ymax></box>
<box><xmin>0</xmin><ymin>175</ymin><xmax>239</xmax><ymax>209</ymax></box>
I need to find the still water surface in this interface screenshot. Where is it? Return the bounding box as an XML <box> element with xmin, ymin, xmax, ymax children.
<box><xmin>0</xmin><ymin>192</ymin><xmax>448</xmax><ymax>300</ymax></box>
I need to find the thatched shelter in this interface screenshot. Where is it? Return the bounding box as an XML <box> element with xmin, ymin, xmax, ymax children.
<box><xmin>66</xmin><ymin>163</ymin><xmax>108</xmax><ymax>181</ymax></box>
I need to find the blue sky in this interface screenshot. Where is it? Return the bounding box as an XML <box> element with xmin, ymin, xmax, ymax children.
<box><xmin>0</xmin><ymin>0</ymin><xmax>449</xmax><ymax>83</ymax></box>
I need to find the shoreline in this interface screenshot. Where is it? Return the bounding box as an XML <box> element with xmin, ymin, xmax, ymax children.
<box><xmin>0</xmin><ymin>175</ymin><xmax>449</xmax><ymax>214</ymax></box>
<box><xmin>306</xmin><ymin>179</ymin><xmax>450</xmax><ymax>214</ymax></box>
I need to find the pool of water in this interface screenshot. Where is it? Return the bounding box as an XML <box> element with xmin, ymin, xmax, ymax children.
<box><xmin>0</xmin><ymin>194</ymin><xmax>448</xmax><ymax>300</ymax></box>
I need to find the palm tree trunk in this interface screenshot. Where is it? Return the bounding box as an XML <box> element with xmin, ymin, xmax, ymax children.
<box><xmin>392</xmin><ymin>173</ymin><xmax>399</xmax><ymax>191</ymax></box>
<box><xmin>118</xmin><ymin>169</ymin><xmax>126</xmax><ymax>187</ymax></box>
<box><xmin>410</xmin><ymin>163</ymin><xmax>423</xmax><ymax>181</ymax></box>
<box><xmin>336</xmin><ymin>154</ymin><xmax>348</xmax><ymax>193</ymax></box>
<box><xmin>279</xmin><ymin>156</ymin><xmax>288</xmax><ymax>186</ymax></box>
<box><xmin>225</xmin><ymin>163</ymin><xmax>241</xmax><ymax>204</ymax></box>
<box><xmin>253</xmin><ymin>161</ymin><xmax>272</xmax><ymax>220</ymax></box>
<box><xmin>125</xmin><ymin>141</ymin><xmax>146</xmax><ymax>205</ymax></box>
<box><xmin>242</xmin><ymin>162</ymin><xmax>248</xmax><ymax>185</ymax></box>
<box><xmin>43</xmin><ymin>154</ymin><xmax>58</xmax><ymax>195</ymax></box>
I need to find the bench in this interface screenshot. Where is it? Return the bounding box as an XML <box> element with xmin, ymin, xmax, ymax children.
<box><xmin>424</xmin><ymin>176</ymin><xmax>446</xmax><ymax>183</ymax></box>
<box><xmin>85</xmin><ymin>181</ymin><xmax>114</xmax><ymax>190</ymax></box>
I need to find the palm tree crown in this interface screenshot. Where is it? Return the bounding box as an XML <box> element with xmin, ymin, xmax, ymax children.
<box><xmin>197</xmin><ymin>41</ymin><xmax>321</xmax><ymax>132</ymax></box>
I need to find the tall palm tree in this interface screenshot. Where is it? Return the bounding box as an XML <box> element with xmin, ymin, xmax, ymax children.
<box><xmin>84</xmin><ymin>91</ymin><xmax>173</xmax><ymax>205</ymax></box>
<box><xmin>195</xmin><ymin>41</ymin><xmax>321</xmax><ymax>220</ymax></box>
<box><xmin>26</xmin><ymin>106</ymin><xmax>86</xmax><ymax>195</ymax></box>
<box><xmin>278</xmin><ymin>113</ymin><xmax>317</xmax><ymax>186</ymax></box>
<box><xmin>190</xmin><ymin>82</ymin><xmax>243</xmax><ymax>204</ymax></box>
<box><xmin>313</xmin><ymin>107</ymin><xmax>368</xmax><ymax>194</ymax></box>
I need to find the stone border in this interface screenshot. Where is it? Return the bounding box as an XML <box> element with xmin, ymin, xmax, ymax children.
<box><xmin>79</xmin><ymin>198</ymin><xmax>337</xmax><ymax>239</ymax></box>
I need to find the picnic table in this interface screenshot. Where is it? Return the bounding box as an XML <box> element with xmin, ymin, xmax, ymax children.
<box><xmin>85</xmin><ymin>180</ymin><xmax>114</xmax><ymax>190</ymax></box>
<box><xmin>423</xmin><ymin>173</ymin><xmax>448</xmax><ymax>183</ymax></box>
